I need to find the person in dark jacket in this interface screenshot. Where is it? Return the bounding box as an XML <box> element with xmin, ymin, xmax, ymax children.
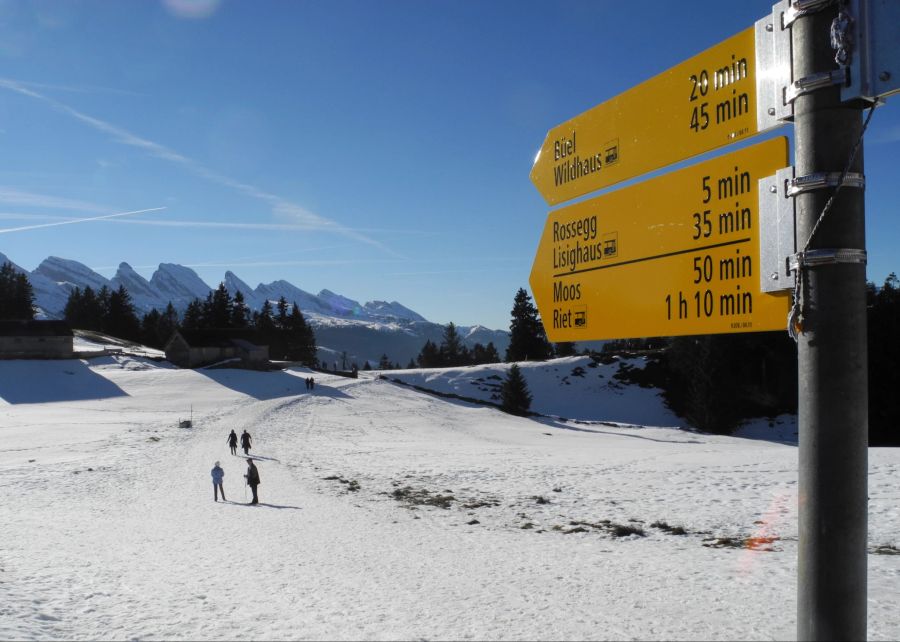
<box><xmin>244</xmin><ymin>458</ymin><xmax>260</xmax><ymax>504</ymax></box>
<box><xmin>240</xmin><ymin>430</ymin><xmax>252</xmax><ymax>455</ymax></box>
<box><xmin>211</xmin><ymin>461</ymin><xmax>226</xmax><ymax>502</ymax></box>
<box><xmin>227</xmin><ymin>430</ymin><xmax>238</xmax><ymax>456</ymax></box>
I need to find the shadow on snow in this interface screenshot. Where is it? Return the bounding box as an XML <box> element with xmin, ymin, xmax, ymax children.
<box><xmin>226</xmin><ymin>501</ymin><xmax>302</xmax><ymax>510</ymax></box>
<box><xmin>0</xmin><ymin>359</ymin><xmax>128</xmax><ymax>404</ymax></box>
<box><xmin>197</xmin><ymin>368</ymin><xmax>352</xmax><ymax>401</ymax></box>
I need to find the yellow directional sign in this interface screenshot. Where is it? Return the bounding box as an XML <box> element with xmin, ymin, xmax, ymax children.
<box><xmin>531</xmin><ymin>27</ymin><xmax>767</xmax><ymax>206</ymax></box>
<box><xmin>529</xmin><ymin>137</ymin><xmax>790</xmax><ymax>342</ymax></box>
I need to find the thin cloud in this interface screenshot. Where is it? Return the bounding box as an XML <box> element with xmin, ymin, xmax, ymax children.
<box><xmin>0</xmin><ymin>187</ymin><xmax>109</xmax><ymax>213</ymax></box>
<box><xmin>112</xmin><ymin>219</ymin><xmax>347</xmax><ymax>232</ymax></box>
<box><xmin>0</xmin><ymin>212</ymin><xmax>73</xmax><ymax>221</ymax></box>
<box><xmin>0</xmin><ymin>207</ymin><xmax>167</xmax><ymax>234</ymax></box>
<box><xmin>0</xmin><ymin>78</ymin><xmax>144</xmax><ymax>97</ymax></box>
<box><xmin>103</xmin><ymin>217</ymin><xmax>432</xmax><ymax>236</ymax></box>
<box><xmin>183</xmin><ymin>259</ymin><xmax>361</xmax><ymax>269</ymax></box>
<box><xmin>0</xmin><ymin>77</ymin><xmax>401</xmax><ymax>257</ymax></box>
<box><xmin>386</xmin><ymin>267</ymin><xmax>523</xmax><ymax>276</ymax></box>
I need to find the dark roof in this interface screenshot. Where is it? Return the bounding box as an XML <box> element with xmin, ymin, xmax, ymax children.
<box><xmin>170</xmin><ymin>329</ymin><xmax>264</xmax><ymax>349</ymax></box>
<box><xmin>0</xmin><ymin>320</ymin><xmax>73</xmax><ymax>337</ymax></box>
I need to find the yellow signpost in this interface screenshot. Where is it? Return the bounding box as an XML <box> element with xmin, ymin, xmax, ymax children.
<box><xmin>529</xmin><ymin>137</ymin><xmax>790</xmax><ymax>342</ymax></box>
<box><xmin>530</xmin><ymin>27</ymin><xmax>765</xmax><ymax>206</ymax></box>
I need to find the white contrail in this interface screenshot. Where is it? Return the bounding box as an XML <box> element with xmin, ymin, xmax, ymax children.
<box><xmin>0</xmin><ymin>206</ymin><xmax>167</xmax><ymax>234</ymax></box>
<box><xmin>0</xmin><ymin>77</ymin><xmax>401</xmax><ymax>257</ymax></box>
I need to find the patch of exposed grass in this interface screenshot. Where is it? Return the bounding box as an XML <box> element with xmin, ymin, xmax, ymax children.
<box><xmin>391</xmin><ymin>486</ymin><xmax>455</xmax><ymax>509</ymax></box>
<box><xmin>651</xmin><ymin>520</ymin><xmax>688</xmax><ymax>535</ymax></box>
<box><xmin>702</xmin><ymin>536</ymin><xmax>779</xmax><ymax>551</ymax></box>
<box><xmin>323</xmin><ymin>476</ymin><xmax>360</xmax><ymax>492</ymax></box>
<box><xmin>563</xmin><ymin>519</ymin><xmax>645</xmax><ymax>538</ymax></box>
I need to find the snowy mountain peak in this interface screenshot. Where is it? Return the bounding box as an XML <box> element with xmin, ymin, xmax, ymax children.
<box><xmin>148</xmin><ymin>263</ymin><xmax>211</xmax><ymax>310</ymax></box>
<box><xmin>222</xmin><ymin>272</ymin><xmax>263</xmax><ymax>309</ymax></box>
<box><xmin>0</xmin><ymin>252</ymin><xmax>25</xmax><ymax>273</ymax></box>
<box><xmin>34</xmin><ymin>256</ymin><xmax>110</xmax><ymax>290</ymax></box>
<box><xmin>317</xmin><ymin>289</ymin><xmax>363</xmax><ymax>316</ymax></box>
<box><xmin>111</xmin><ymin>262</ymin><xmax>164</xmax><ymax>311</ymax></box>
<box><xmin>223</xmin><ymin>271</ymin><xmax>253</xmax><ymax>296</ymax></box>
<box><xmin>363</xmin><ymin>300</ymin><xmax>426</xmax><ymax>322</ymax></box>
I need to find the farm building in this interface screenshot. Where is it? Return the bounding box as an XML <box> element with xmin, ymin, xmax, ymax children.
<box><xmin>164</xmin><ymin>330</ymin><xmax>269</xmax><ymax>369</ymax></box>
<box><xmin>0</xmin><ymin>320</ymin><xmax>74</xmax><ymax>359</ymax></box>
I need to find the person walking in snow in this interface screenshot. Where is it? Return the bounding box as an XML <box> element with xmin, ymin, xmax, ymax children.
<box><xmin>244</xmin><ymin>458</ymin><xmax>260</xmax><ymax>505</ymax></box>
<box><xmin>227</xmin><ymin>430</ymin><xmax>238</xmax><ymax>456</ymax></box>
<box><xmin>211</xmin><ymin>461</ymin><xmax>226</xmax><ymax>502</ymax></box>
<box><xmin>240</xmin><ymin>430</ymin><xmax>252</xmax><ymax>456</ymax></box>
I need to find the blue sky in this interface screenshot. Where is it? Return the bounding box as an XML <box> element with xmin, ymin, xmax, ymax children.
<box><xmin>1</xmin><ymin>0</ymin><xmax>897</xmax><ymax>330</ymax></box>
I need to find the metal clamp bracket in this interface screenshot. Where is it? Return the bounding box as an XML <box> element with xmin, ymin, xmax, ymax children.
<box><xmin>789</xmin><ymin>248</ymin><xmax>867</xmax><ymax>271</ymax></box>
<box><xmin>759</xmin><ymin>167</ymin><xmax>798</xmax><ymax>293</ymax></box>
<box><xmin>783</xmin><ymin>0</ymin><xmax>838</xmax><ymax>29</ymax></box>
<box><xmin>786</xmin><ymin>171</ymin><xmax>865</xmax><ymax>196</ymax></box>
<box><xmin>757</xmin><ymin>0</ymin><xmax>795</xmax><ymax>125</ymax></box>
<box><xmin>785</xmin><ymin>68</ymin><xmax>849</xmax><ymax>103</ymax></box>
<box><xmin>843</xmin><ymin>0</ymin><xmax>900</xmax><ymax>102</ymax></box>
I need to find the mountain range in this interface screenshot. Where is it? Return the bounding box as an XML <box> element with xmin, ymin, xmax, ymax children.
<box><xmin>0</xmin><ymin>252</ymin><xmax>509</xmax><ymax>366</ymax></box>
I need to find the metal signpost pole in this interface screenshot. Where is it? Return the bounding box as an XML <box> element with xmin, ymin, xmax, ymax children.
<box><xmin>791</xmin><ymin>2</ymin><xmax>868</xmax><ymax>639</ymax></box>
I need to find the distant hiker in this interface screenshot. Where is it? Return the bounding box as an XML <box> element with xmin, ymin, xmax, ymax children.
<box><xmin>244</xmin><ymin>458</ymin><xmax>260</xmax><ymax>504</ymax></box>
<box><xmin>240</xmin><ymin>430</ymin><xmax>252</xmax><ymax>455</ymax></box>
<box><xmin>305</xmin><ymin>377</ymin><xmax>311</xmax><ymax>390</ymax></box>
<box><xmin>211</xmin><ymin>461</ymin><xmax>226</xmax><ymax>502</ymax></box>
<box><xmin>310</xmin><ymin>377</ymin><xmax>315</xmax><ymax>390</ymax></box>
<box><xmin>227</xmin><ymin>430</ymin><xmax>238</xmax><ymax>456</ymax></box>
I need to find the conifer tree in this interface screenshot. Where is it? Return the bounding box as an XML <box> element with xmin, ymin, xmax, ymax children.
<box><xmin>501</xmin><ymin>364</ymin><xmax>532</xmax><ymax>416</ymax></box>
<box><xmin>378</xmin><ymin>353</ymin><xmax>392</xmax><ymax>370</ymax></box>
<box><xmin>64</xmin><ymin>286</ymin><xmax>102</xmax><ymax>331</ymax></box>
<box><xmin>182</xmin><ymin>299</ymin><xmax>204</xmax><ymax>332</ymax></box>
<box><xmin>0</xmin><ymin>262</ymin><xmax>35</xmax><ymax>320</ymax></box>
<box><xmin>285</xmin><ymin>302</ymin><xmax>316</xmax><ymax>365</ymax></box>
<box><xmin>63</xmin><ymin>286</ymin><xmax>82</xmax><ymax>325</ymax></box>
<box><xmin>868</xmin><ymin>273</ymin><xmax>900</xmax><ymax>445</ymax></box>
<box><xmin>555</xmin><ymin>342</ymin><xmax>577</xmax><ymax>357</ymax></box>
<box><xmin>417</xmin><ymin>339</ymin><xmax>440</xmax><ymax>367</ymax></box>
<box><xmin>276</xmin><ymin>296</ymin><xmax>289</xmax><ymax>328</ymax></box>
<box><xmin>106</xmin><ymin>285</ymin><xmax>141</xmax><ymax>341</ymax></box>
<box><xmin>439</xmin><ymin>322</ymin><xmax>464</xmax><ymax>366</ymax></box>
<box><xmin>231</xmin><ymin>291</ymin><xmax>250</xmax><ymax>328</ymax></box>
<box><xmin>208</xmin><ymin>283</ymin><xmax>233</xmax><ymax>328</ymax></box>
<box><xmin>255</xmin><ymin>299</ymin><xmax>276</xmax><ymax>346</ymax></box>
<box><xmin>160</xmin><ymin>302</ymin><xmax>179</xmax><ymax>341</ymax></box>
<box><xmin>505</xmin><ymin>288</ymin><xmax>552</xmax><ymax>362</ymax></box>
<box><xmin>144</xmin><ymin>302</ymin><xmax>180</xmax><ymax>347</ymax></box>
<box><xmin>141</xmin><ymin>309</ymin><xmax>163</xmax><ymax>347</ymax></box>
<box><xmin>97</xmin><ymin>286</ymin><xmax>111</xmax><ymax>326</ymax></box>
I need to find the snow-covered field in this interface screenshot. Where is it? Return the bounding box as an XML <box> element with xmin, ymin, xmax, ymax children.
<box><xmin>0</xmin><ymin>354</ymin><xmax>897</xmax><ymax>640</ymax></box>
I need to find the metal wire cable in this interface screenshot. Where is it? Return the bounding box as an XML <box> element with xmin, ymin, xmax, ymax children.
<box><xmin>787</xmin><ymin>104</ymin><xmax>877</xmax><ymax>341</ymax></box>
